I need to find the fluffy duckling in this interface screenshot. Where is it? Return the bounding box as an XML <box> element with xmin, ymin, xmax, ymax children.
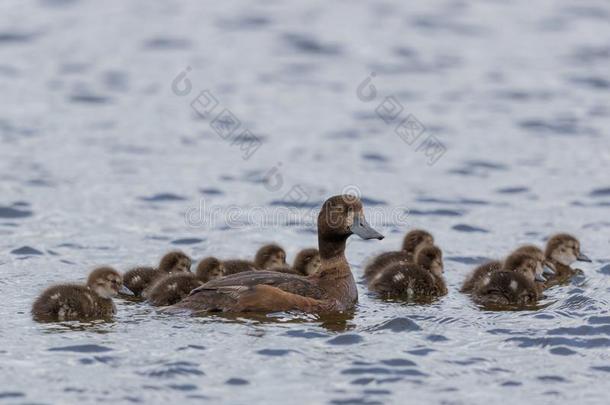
<box><xmin>223</xmin><ymin>244</ymin><xmax>287</xmax><ymax>275</ymax></box>
<box><xmin>269</xmin><ymin>248</ymin><xmax>321</xmax><ymax>276</ymax></box>
<box><xmin>32</xmin><ymin>267</ymin><xmax>124</xmax><ymax>322</ymax></box>
<box><xmin>368</xmin><ymin>244</ymin><xmax>447</xmax><ymax>299</ymax></box>
<box><xmin>472</xmin><ymin>252</ymin><xmax>542</xmax><ymax>307</ymax></box>
<box><xmin>293</xmin><ymin>248</ymin><xmax>321</xmax><ymax>276</ymax></box>
<box><xmin>544</xmin><ymin>233</ymin><xmax>591</xmax><ymax>287</ymax></box>
<box><xmin>364</xmin><ymin>229</ymin><xmax>434</xmax><ymax>282</ymax></box>
<box><xmin>123</xmin><ymin>251</ymin><xmax>192</xmax><ymax>297</ymax></box>
<box><xmin>461</xmin><ymin>245</ymin><xmax>553</xmax><ymax>294</ymax></box>
<box><xmin>147</xmin><ymin>257</ymin><xmax>226</xmax><ymax>306</ymax></box>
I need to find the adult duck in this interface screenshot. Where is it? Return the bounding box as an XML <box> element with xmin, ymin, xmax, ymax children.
<box><xmin>165</xmin><ymin>195</ymin><xmax>383</xmax><ymax>314</ymax></box>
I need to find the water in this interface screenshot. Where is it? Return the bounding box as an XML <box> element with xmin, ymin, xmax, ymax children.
<box><xmin>1</xmin><ymin>0</ymin><xmax>609</xmax><ymax>403</ymax></box>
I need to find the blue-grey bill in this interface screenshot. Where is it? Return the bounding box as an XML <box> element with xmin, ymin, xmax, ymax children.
<box><xmin>543</xmin><ymin>264</ymin><xmax>555</xmax><ymax>275</ymax></box>
<box><xmin>350</xmin><ymin>215</ymin><xmax>384</xmax><ymax>240</ymax></box>
<box><xmin>119</xmin><ymin>285</ymin><xmax>135</xmax><ymax>296</ymax></box>
<box><xmin>535</xmin><ymin>273</ymin><xmax>546</xmax><ymax>282</ymax></box>
<box><xmin>577</xmin><ymin>253</ymin><xmax>592</xmax><ymax>262</ymax></box>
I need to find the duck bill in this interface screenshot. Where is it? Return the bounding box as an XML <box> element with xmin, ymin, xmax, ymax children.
<box><xmin>535</xmin><ymin>273</ymin><xmax>546</xmax><ymax>283</ymax></box>
<box><xmin>350</xmin><ymin>215</ymin><xmax>384</xmax><ymax>240</ymax></box>
<box><xmin>119</xmin><ymin>285</ymin><xmax>135</xmax><ymax>296</ymax></box>
<box><xmin>543</xmin><ymin>262</ymin><xmax>555</xmax><ymax>275</ymax></box>
<box><xmin>577</xmin><ymin>253</ymin><xmax>592</xmax><ymax>262</ymax></box>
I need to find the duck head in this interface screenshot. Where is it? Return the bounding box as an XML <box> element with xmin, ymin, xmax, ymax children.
<box><xmin>293</xmin><ymin>248</ymin><xmax>321</xmax><ymax>276</ymax></box>
<box><xmin>196</xmin><ymin>257</ymin><xmax>225</xmax><ymax>282</ymax></box>
<box><xmin>513</xmin><ymin>245</ymin><xmax>554</xmax><ymax>279</ymax></box>
<box><xmin>545</xmin><ymin>234</ymin><xmax>591</xmax><ymax>266</ymax></box>
<box><xmin>159</xmin><ymin>251</ymin><xmax>192</xmax><ymax>273</ymax></box>
<box><xmin>414</xmin><ymin>244</ymin><xmax>444</xmax><ymax>277</ymax></box>
<box><xmin>503</xmin><ymin>252</ymin><xmax>542</xmax><ymax>283</ymax></box>
<box><xmin>87</xmin><ymin>267</ymin><xmax>124</xmax><ymax>299</ymax></box>
<box><xmin>254</xmin><ymin>244</ymin><xmax>287</xmax><ymax>269</ymax></box>
<box><xmin>402</xmin><ymin>229</ymin><xmax>434</xmax><ymax>254</ymax></box>
<box><xmin>317</xmin><ymin>195</ymin><xmax>383</xmax><ymax>259</ymax></box>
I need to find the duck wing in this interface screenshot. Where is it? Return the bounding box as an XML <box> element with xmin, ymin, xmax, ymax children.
<box><xmin>163</xmin><ymin>271</ymin><xmax>327</xmax><ymax>314</ymax></box>
<box><xmin>191</xmin><ymin>270</ymin><xmax>325</xmax><ymax>298</ymax></box>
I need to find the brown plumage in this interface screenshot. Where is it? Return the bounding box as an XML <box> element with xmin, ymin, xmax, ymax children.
<box><xmin>147</xmin><ymin>257</ymin><xmax>225</xmax><ymax>306</ymax></box>
<box><xmin>460</xmin><ymin>260</ymin><xmax>502</xmax><ymax>293</ymax></box>
<box><xmin>368</xmin><ymin>245</ymin><xmax>446</xmax><ymax>299</ymax></box>
<box><xmin>254</xmin><ymin>244</ymin><xmax>287</xmax><ymax>269</ymax></box>
<box><xmin>32</xmin><ymin>267</ymin><xmax>123</xmax><ymax>322</ymax></box>
<box><xmin>472</xmin><ymin>253</ymin><xmax>541</xmax><ymax>307</ymax></box>
<box><xmin>163</xmin><ymin>195</ymin><xmax>384</xmax><ymax>314</ymax></box>
<box><xmin>544</xmin><ymin>233</ymin><xmax>591</xmax><ymax>287</ymax></box>
<box><xmin>293</xmin><ymin>248</ymin><xmax>321</xmax><ymax>276</ymax></box>
<box><xmin>123</xmin><ymin>251</ymin><xmax>192</xmax><ymax>297</ymax></box>
<box><xmin>363</xmin><ymin>229</ymin><xmax>433</xmax><ymax>282</ymax></box>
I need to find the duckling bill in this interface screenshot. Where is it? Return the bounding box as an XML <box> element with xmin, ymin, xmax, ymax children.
<box><xmin>164</xmin><ymin>195</ymin><xmax>383</xmax><ymax>314</ymax></box>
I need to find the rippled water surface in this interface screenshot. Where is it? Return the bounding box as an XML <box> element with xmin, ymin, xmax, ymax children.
<box><xmin>1</xmin><ymin>0</ymin><xmax>610</xmax><ymax>403</ymax></box>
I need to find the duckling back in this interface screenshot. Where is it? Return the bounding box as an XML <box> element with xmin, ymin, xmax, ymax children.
<box><xmin>123</xmin><ymin>266</ymin><xmax>158</xmax><ymax>297</ymax></box>
<box><xmin>363</xmin><ymin>251</ymin><xmax>411</xmax><ymax>282</ymax></box>
<box><xmin>460</xmin><ymin>260</ymin><xmax>502</xmax><ymax>293</ymax></box>
<box><xmin>147</xmin><ymin>273</ymin><xmax>204</xmax><ymax>306</ymax></box>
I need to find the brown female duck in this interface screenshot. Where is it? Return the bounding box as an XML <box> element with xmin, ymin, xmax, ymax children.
<box><xmin>544</xmin><ymin>233</ymin><xmax>591</xmax><ymax>287</ymax></box>
<box><xmin>32</xmin><ymin>267</ymin><xmax>125</xmax><ymax>322</ymax></box>
<box><xmin>363</xmin><ymin>229</ymin><xmax>434</xmax><ymax>282</ymax></box>
<box><xmin>147</xmin><ymin>258</ymin><xmax>226</xmax><ymax>306</ymax></box>
<box><xmin>164</xmin><ymin>195</ymin><xmax>383</xmax><ymax>314</ymax></box>
<box><xmin>368</xmin><ymin>244</ymin><xmax>446</xmax><ymax>299</ymax></box>
<box><xmin>123</xmin><ymin>251</ymin><xmax>192</xmax><ymax>297</ymax></box>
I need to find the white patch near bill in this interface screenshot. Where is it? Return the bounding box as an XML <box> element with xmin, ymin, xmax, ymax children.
<box><xmin>510</xmin><ymin>280</ymin><xmax>518</xmax><ymax>291</ymax></box>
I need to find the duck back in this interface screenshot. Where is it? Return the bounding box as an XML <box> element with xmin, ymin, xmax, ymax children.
<box><xmin>223</xmin><ymin>260</ymin><xmax>258</xmax><ymax>275</ymax></box>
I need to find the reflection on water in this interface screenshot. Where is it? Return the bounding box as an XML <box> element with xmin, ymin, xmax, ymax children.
<box><xmin>1</xmin><ymin>0</ymin><xmax>609</xmax><ymax>403</ymax></box>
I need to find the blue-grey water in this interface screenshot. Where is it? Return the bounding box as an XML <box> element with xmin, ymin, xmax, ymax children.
<box><xmin>1</xmin><ymin>0</ymin><xmax>609</xmax><ymax>403</ymax></box>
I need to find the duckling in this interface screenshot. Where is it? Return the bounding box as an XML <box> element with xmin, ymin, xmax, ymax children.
<box><xmin>293</xmin><ymin>248</ymin><xmax>321</xmax><ymax>276</ymax></box>
<box><xmin>165</xmin><ymin>194</ymin><xmax>384</xmax><ymax>314</ymax></box>
<box><xmin>368</xmin><ymin>244</ymin><xmax>446</xmax><ymax>299</ymax></box>
<box><xmin>123</xmin><ymin>251</ymin><xmax>192</xmax><ymax>297</ymax></box>
<box><xmin>544</xmin><ymin>233</ymin><xmax>591</xmax><ymax>287</ymax></box>
<box><xmin>147</xmin><ymin>257</ymin><xmax>226</xmax><ymax>306</ymax></box>
<box><xmin>32</xmin><ymin>267</ymin><xmax>124</xmax><ymax>322</ymax></box>
<box><xmin>512</xmin><ymin>244</ymin><xmax>555</xmax><ymax>292</ymax></box>
<box><xmin>364</xmin><ymin>229</ymin><xmax>434</xmax><ymax>281</ymax></box>
<box><xmin>223</xmin><ymin>244</ymin><xmax>287</xmax><ymax>275</ymax></box>
<box><xmin>461</xmin><ymin>245</ymin><xmax>553</xmax><ymax>294</ymax></box>
<box><xmin>269</xmin><ymin>248</ymin><xmax>321</xmax><ymax>276</ymax></box>
<box><xmin>472</xmin><ymin>252</ymin><xmax>541</xmax><ymax>307</ymax></box>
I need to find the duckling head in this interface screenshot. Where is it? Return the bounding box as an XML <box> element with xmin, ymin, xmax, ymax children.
<box><xmin>87</xmin><ymin>267</ymin><xmax>123</xmax><ymax>299</ymax></box>
<box><xmin>196</xmin><ymin>257</ymin><xmax>225</xmax><ymax>282</ymax></box>
<box><xmin>159</xmin><ymin>251</ymin><xmax>192</xmax><ymax>273</ymax></box>
<box><xmin>402</xmin><ymin>229</ymin><xmax>434</xmax><ymax>254</ymax></box>
<box><xmin>254</xmin><ymin>244</ymin><xmax>287</xmax><ymax>269</ymax></box>
<box><xmin>503</xmin><ymin>252</ymin><xmax>541</xmax><ymax>283</ymax></box>
<box><xmin>293</xmin><ymin>248</ymin><xmax>321</xmax><ymax>276</ymax></box>
<box><xmin>414</xmin><ymin>244</ymin><xmax>444</xmax><ymax>278</ymax></box>
<box><xmin>512</xmin><ymin>245</ymin><xmax>554</xmax><ymax>278</ymax></box>
<box><xmin>545</xmin><ymin>234</ymin><xmax>591</xmax><ymax>266</ymax></box>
